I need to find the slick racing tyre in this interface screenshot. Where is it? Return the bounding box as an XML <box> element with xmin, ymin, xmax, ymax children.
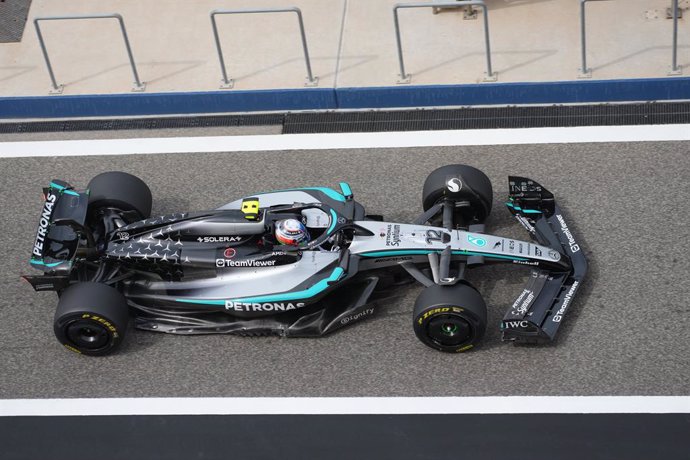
<box><xmin>54</xmin><ymin>282</ymin><xmax>130</xmax><ymax>356</ymax></box>
<box><xmin>422</xmin><ymin>164</ymin><xmax>493</xmax><ymax>225</ymax></box>
<box><xmin>413</xmin><ymin>283</ymin><xmax>487</xmax><ymax>353</ymax></box>
<box><xmin>87</xmin><ymin>171</ymin><xmax>152</xmax><ymax>221</ymax></box>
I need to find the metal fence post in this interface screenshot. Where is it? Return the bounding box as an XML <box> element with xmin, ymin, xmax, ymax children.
<box><xmin>210</xmin><ymin>11</ymin><xmax>231</xmax><ymax>89</ymax></box>
<box><xmin>578</xmin><ymin>0</ymin><xmax>592</xmax><ymax>78</ymax></box>
<box><xmin>393</xmin><ymin>1</ymin><xmax>495</xmax><ymax>85</ymax></box>
<box><xmin>210</xmin><ymin>7</ymin><xmax>318</xmax><ymax>89</ymax></box>
<box><xmin>669</xmin><ymin>0</ymin><xmax>682</xmax><ymax>75</ymax></box>
<box><xmin>33</xmin><ymin>14</ymin><xmax>145</xmax><ymax>94</ymax></box>
<box><xmin>393</xmin><ymin>5</ymin><xmax>409</xmax><ymax>83</ymax></box>
<box><xmin>113</xmin><ymin>14</ymin><xmax>146</xmax><ymax>91</ymax></box>
<box><xmin>33</xmin><ymin>18</ymin><xmax>61</xmax><ymax>94</ymax></box>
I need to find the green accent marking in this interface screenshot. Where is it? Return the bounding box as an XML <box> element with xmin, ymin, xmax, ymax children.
<box><xmin>30</xmin><ymin>259</ymin><xmax>69</xmax><ymax>268</ymax></box>
<box><xmin>327</xmin><ymin>209</ymin><xmax>338</xmax><ymax>235</ymax></box>
<box><xmin>235</xmin><ymin>267</ymin><xmax>344</xmax><ymax>303</ymax></box>
<box><xmin>452</xmin><ymin>250</ymin><xmax>528</xmax><ymax>261</ymax></box>
<box><xmin>50</xmin><ymin>181</ymin><xmax>80</xmax><ymax>196</ymax></box>
<box><xmin>174</xmin><ymin>298</ymin><xmax>225</xmax><ymax>306</ymax></box>
<box><xmin>506</xmin><ymin>202</ymin><xmax>541</xmax><ymax>214</ymax></box>
<box><xmin>339</xmin><ymin>182</ymin><xmax>352</xmax><ymax>197</ymax></box>
<box><xmin>360</xmin><ymin>250</ymin><xmax>438</xmax><ymax>257</ymax></box>
<box><xmin>467</xmin><ymin>234</ymin><xmax>487</xmax><ymax>247</ymax></box>
<box><xmin>256</xmin><ymin>187</ymin><xmax>345</xmax><ymax>202</ymax></box>
<box><xmin>360</xmin><ymin>249</ymin><xmax>528</xmax><ymax>262</ymax></box>
<box><xmin>175</xmin><ymin>266</ymin><xmax>345</xmax><ymax>306</ymax></box>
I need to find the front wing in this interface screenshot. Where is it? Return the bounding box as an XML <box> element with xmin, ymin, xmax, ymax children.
<box><xmin>500</xmin><ymin>177</ymin><xmax>588</xmax><ymax>343</ymax></box>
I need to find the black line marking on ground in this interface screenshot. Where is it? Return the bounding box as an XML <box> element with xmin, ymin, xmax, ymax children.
<box><xmin>1</xmin><ymin>101</ymin><xmax>689</xmax><ymax>135</ymax></box>
<box><xmin>1</xmin><ymin>413</ymin><xmax>688</xmax><ymax>460</ymax></box>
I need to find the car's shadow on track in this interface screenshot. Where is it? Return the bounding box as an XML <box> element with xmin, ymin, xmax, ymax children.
<box><xmin>118</xmin><ymin>323</ymin><xmax>165</xmax><ymax>356</ymax></box>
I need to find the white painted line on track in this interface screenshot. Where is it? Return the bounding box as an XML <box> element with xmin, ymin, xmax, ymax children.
<box><xmin>0</xmin><ymin>124</ymin><xmax>689</xmax><ymax>158</ymax></box>
<box><xmin>1</xmin><ymin>396</ymin><xmax>688</xmax><ymax>416</ymax></box>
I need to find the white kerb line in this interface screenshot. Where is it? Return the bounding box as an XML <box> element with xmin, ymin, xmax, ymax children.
<box><xmin>0</xmin><ymin>124</ymin><xmax>689</xmax><ymax>158</ymax></box>
<box><xmin>1</xmin><ymin>396</ymin><xmax>689</xmax><ymax>416</ymax></box>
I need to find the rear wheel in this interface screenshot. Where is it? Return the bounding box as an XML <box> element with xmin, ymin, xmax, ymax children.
<box><xmin>53</xmin><ymin>282</ymin><xmax>129</xmax><ymax>356</ymax></box>
<box><xmin>422</xmin><ymin>164</ymin><xmax>493</xmax><ymax>225</ymax></box>
<box><xmin>413</xmin><ymin>283</ymin><xmax>487</xmax><ymax>353</ymax></box>
<box><xmin>87</xmin><ymin>171</ymin><xmax>152</xmax><ymax>221</ymax></box>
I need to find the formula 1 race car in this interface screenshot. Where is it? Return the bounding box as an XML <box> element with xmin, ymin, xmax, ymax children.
<box><xmin>23</xmin><ymin>165</ymin><xmax>587</xmax><ymax>356</ymax></box>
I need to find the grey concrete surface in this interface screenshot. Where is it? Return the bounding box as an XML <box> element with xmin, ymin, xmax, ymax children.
<box><xmin>0</xmin><ymin>124</ymin><xmax>282</xmax><ymax>142</ymax></box>
<box><xmin>2</xmin><ymin>0</ymin><xmax>688</xmax><ymax>96</ymax></box>
<box><xmin>0</xmin><ymin>141</ymin><xmax>688</xmax><ymax>398</ymax></box>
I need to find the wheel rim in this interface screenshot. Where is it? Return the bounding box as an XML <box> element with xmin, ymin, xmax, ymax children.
<box><xmin>427</xmin><ymin>315</ymin><xmax>472</xmax><ymax>347</ymax></box>
<box><xmin>66</xmin><ymin>320</ymin><xmax>111</xmax><ymax>350</ymax></box>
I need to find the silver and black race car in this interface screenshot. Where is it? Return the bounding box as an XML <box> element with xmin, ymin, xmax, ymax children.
<box><xmin>23</xmin><ymin>165</ymin><xmax>587</xmax><ymax>356</ymax></box>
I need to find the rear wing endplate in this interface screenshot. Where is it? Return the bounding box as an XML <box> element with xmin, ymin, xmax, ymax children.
<box><xmin>29</xmin><ymin>180</ymin><xmax>88</xmax><ymax>272</ymax></box>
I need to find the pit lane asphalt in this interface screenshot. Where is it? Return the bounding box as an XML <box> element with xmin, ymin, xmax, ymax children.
<box><xmin>1</xmin><ymin>140</ymin><xmax>688</xmax><ymax>398</ymax></box>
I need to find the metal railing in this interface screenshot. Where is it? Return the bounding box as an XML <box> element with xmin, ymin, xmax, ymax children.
<box><xmin>393</xmin><ymin>1</ymin><xmax>494</xmax><ymax>84</ymax></box>
<box><xmin>670</xmin><ymin>0</ymin><xmax>682</xmax><ymax>75</ymax></box>
<box><xmin>580</xmin><ymin>0</ymin><xmax>683</xmax><ymax>78</ymax></box>
<box><xmin>34</xmin><ymin>14</ymin><xmax>145</xmax><ymax>94</ymax></box>
<box><xmin>579</xmin><ymin>0</ymin><xmax>593</xmax><ymax>78</ymax></box>
<box><xmin>210</xmin><ymin>7</ymin><xmax>318</xmax><ymax>89</ymax></box>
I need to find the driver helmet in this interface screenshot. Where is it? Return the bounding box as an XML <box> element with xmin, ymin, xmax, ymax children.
<box><xmin>275</xmin><ymin>218</ymin><xmax>310</xmax><ymax>246</ymax></box>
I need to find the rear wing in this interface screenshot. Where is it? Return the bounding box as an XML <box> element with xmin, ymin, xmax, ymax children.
<box><xmin>501</xmin><ymin>177</ymin><xmax>587</xmax><ymax>343</ymax></box>
<box><xmin>29</xmin><ymin>180</ymin><xmax>89</xmax><ymax>272</ymax></box>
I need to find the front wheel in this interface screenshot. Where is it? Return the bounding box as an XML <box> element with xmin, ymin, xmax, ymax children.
<box><xmin>53</xmin><ymin>282</ymin><xmax>130</xmax><ymax>356</ymax></box>
<box><xmin>413</xmin><ymin>283</ymin><xmax>487</xmax><ymax>353</ymax></box>
<box><xmin>422</xmin><ymin>164</ymin><xmax>493</xmax><ymax>225</ymax></box>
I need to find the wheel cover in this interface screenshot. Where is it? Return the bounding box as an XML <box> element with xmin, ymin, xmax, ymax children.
<box><xmin>66</xmin><ymin>320</ymin><xmax>111</xmax><ymax>350</ymax></box>
<box><xmin>427</xmin><ymin>315</ymin><xmax>472</xmax><ymax>347</ymax></box>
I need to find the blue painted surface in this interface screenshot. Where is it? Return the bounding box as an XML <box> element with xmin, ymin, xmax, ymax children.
<box><xmin>0</xmin><ymin>88</ymin><xmax>337</xmax><ymax>119</ymax></box>
<box><xmin>336</xmin><ymin>78</ymin><xmax>690</xmax><ymax>108</ymax></box>
<box><xmin>1</xmin><ymin>77</ymin><xmax>689</xmax><ymax>118</ymax></box>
